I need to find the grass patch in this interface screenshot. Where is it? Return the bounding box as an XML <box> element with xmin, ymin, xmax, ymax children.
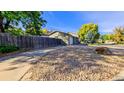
<box><xmin>0</xmin><ymin>45</ymin><xmax>19</xmax><ymax>53</ymax></box>
<box><xmin>88</xmin><ymin>43</ymin><xmax>102</xmax><ymax>46</ymax></box>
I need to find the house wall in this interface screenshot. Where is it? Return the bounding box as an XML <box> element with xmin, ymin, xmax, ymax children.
<box><xmin>49</xmin><ymin>32</ymin><xmax>69</xmax><ymax>45</ymax></box>
<box><xmin>69</xmin><ymin>37</ymin><xmax>73</xmax><ymax>45</ymax></box>
<box><xmin>73</xmin><ymin>37</ymin><xmax>80</xmax><ymax>45</ymax></box>
<box><xmin>49</xmin><ymin>32</ymin><xmax>80</xmax><ymax>45</ymax></box>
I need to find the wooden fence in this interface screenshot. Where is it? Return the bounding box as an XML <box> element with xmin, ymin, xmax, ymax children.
<box><xmin>0</xmin><ymin>33</ymin><xmax>65</xmax><ymax>49</ymax></box>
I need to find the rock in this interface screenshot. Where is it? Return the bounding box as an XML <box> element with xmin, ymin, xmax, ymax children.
<box><xmin>94</xmin><ymin>47</ymin><xmax>112</xmax><ymax>55</ymax></box>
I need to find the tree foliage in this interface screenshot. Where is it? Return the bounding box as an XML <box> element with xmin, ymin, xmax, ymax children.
<box><xmin>5</xmin><ymin>27</ymin><xmax>25</xmax><ymax>36</ymax></box>
<box><xmin>22</xmin><ymin>12</ymin><xmax>46</xmax><ymax>35</ymax></box>
<box><xmin>41</xmin><ymin>29</ymin><xmax>48</xmax><ymax>35</ymax></box>
<box><xmin>100</xmin><ymin>26</ymin><xmax>124</xmax><ymax>44</ymax></box>
<box><xmin>113</xmin><ymin>27</ymin><xmax>124</xmax><ymax>43</ymax></box>
<box><xmin>78</xmin><ymin>23</ymin><xmax>100</xmax><ymax>43</ymax></box>
<box><xmin>84</xmin><ymin>30</ymin><xmax>100</xmax><ymax>43</ymax></box>
<box><xmin>25</xmin><ymin>28</ymin><xmax>48</xmax><ymax>36</ymax></box>
<box><xmin>100</xmin><ymin>34</ymin><xmax>113</xmax><ymax>43</ymax></box>
<box><xmin>0</xmin><ymin>11</ymin><xmax>46</xmax><ymax>35</ymax></box>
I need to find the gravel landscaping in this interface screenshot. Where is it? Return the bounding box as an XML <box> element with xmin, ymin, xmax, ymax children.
<box><xmin>21</xmin><ymin>45</ymin><xmax>124</xmax><ymax>81</ymax></box>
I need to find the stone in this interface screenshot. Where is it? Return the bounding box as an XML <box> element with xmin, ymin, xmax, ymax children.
<box><xmin>94</xmin><ymin>47</ymin><xmax>112</xmax><ymax>55</ymax></box>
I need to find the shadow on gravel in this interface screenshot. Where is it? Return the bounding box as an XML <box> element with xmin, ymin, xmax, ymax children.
<box><xmin>35</xmin><ymin>46</ymin><xmax>105</xmax><ymax>74</ymax></box>
<box><xmin>0</xmin><ymin>52</ymin><xmax>45</xmax><ymax>62</ymax></box>
<box><xmin>110</xmin><ymin>48</ymin><xmax>124</xmax><ymax>57</ymax></box>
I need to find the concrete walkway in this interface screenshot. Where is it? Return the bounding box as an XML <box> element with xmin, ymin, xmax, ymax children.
<box><xmin>0</xmin><ymin>47</ymin><xmax>59</xmax><ymax>81</ymax></box>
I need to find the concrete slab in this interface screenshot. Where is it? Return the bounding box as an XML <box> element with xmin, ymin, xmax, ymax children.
<box><xmin>0</xmin><ymin>47</ymin><xmax>60</xmax><ymax>81</ymax></box>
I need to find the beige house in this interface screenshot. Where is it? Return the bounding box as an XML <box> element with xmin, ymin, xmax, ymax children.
<box><xmin>48</xmin><ymin>31</ymin><xmax>79</xmax><ymax>45</ymax></box>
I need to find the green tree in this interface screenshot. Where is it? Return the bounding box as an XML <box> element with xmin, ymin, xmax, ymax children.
<box><xmin>0</xmin><ymin>11</ymin><xmax>46</xmax><ymax>35</ymax></box>
<box><xmin>101</xmin><ymin>34</ymin><xmax>115</xmax><ymax>43</ymax></box>
<box><xmin>78</xmin><ymin>23</ymin><xmax>99</xmax><ymax>43</ymax></box>
<box><xmin>41</xmin><ymin>29</ymin><xmax>48</xmax><ymax>35</ymax></box>
<box><xmin>25</xmin><ymin>28</ymin><xmax>48</xmax><ymax>36</ymax></box>
<box><xmin>84</xmin><ymin>30</ymin><xmax>100</xmax><ymax>43</ymax></box>
<box><xmin>100</xmin><ymin>34</ymin><xmax>112</xmax><ymax>43</ymax></box>
<box><xmin>0</xmin><ymin>11</ymin><xmax>18</xmax><ymax>32</ymax></box>
<box><xmin>113</xmin><ymin>27</ymin><xmax>124</xmax><ymax>44</ymax></box>
<box><xmin>22</xmin><ymin>12</ymin><xmax>46</xmax><ymax>35</ymax></box>
<box><xmin>6</xmin><ymin>27</ymin><xmax>25</xmax><ymax>36</ymax></box>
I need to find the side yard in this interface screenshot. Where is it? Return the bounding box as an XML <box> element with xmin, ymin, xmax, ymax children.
<box><xmin>0</xmin><ymin>47</ymin><xmax>61</xmax><ymax>80</ymax></box>
<box><xmin>21</xmin><ymin>45</ymin><xmax>124</xmax><ymax>81</ymax></box>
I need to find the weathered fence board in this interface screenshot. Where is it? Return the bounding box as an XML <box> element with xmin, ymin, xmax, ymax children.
<box><xmin>0</xmin><ymin>33</ymin><xmax>65</xmax><ymax>49</ymax></box>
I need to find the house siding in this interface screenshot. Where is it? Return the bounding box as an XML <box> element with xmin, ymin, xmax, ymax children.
<box><xmin>49</xmin><ymin>31</ymin><xmax>80</xmax><ymax>45</ymax></box>
<box><xmin>49</xmin><ymin>32</ymin><xmax>69</xmax><ymax>45</ymax></box>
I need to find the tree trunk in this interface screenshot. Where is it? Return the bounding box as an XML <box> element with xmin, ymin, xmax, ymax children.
<box><xmin>0</xmin><ymin>17</ymin><xmax>4</xmax><ymax>33</ymax></box>
<box><xmin>4</xmin><ymin>20</ymin><xmax>10</xmax><ymax>30</ymax></box>
<box><xmin>0</xmin><ymin>12</ymin><xmax>4</xmax><ymax>33</ymax></box>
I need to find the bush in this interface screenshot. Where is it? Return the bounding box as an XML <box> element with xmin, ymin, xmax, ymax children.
<box><xmin>0</xmin><ymin>45</ymin><xmax>19</xmax><ymax>53</ymax></box>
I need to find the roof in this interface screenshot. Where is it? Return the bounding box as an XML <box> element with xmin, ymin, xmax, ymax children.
<box><xmin>48</xmin><ymin>31</ymin><xmax>78</xmax><ymax>38</ymax></box>
<box><xmin>68</xmin><ymin>32</ymin><xmax>78</xmax><ymax>37</ymax></box>
<box><xmin>48</xmin><ymin>31</ymin><xmax>68</xmax><ymax>35</ymax></box>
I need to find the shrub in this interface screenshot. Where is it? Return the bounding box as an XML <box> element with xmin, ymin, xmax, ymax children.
<box><xmin>0</xmin><ymin>45</ymin><xmax>19</xmax><ymax>53</ymax></box>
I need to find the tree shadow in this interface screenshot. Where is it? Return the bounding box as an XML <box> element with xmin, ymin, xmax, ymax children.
<box><xmin>101</xmin><ymin>47</ymin><xmax>124</xmax><ymax>68</ymax></box>
<box><xmin>0</xmin><ymin>47</ymin><xmax>59</xmax><ymax>65</ymax></box>
<box><xmin>110</xmin><ymin>48</ymin><xmax>124</xmax><ymax>56</ymax></box>
<box><xmin>2</xmin><ymin>67</ymin><xmax>19</xmax><ymax>71</ymax></box>
<box><xmin>23</xmin><ymin>45</ymin><xmax>124</xmax><ymax>80</ymax></box>
<box><xmin>0</xmin><ymin>46</ymin><xmax>61</xmax><ymax>63</ymax></box>
<box><xmin>0</xmin><ymin>65</ymin><xmax>25</xmax><ymax>71</ymax></box>
<box><xmin>10</xmin><ymin>57</ymin><xmax>36</xmax><ymax>65</ymax></box>
<box><xmin>60</xmin><ymin>46</ymin><xmax>122</xmax><ymax>69</ymax></box>
<box><xmin>1</xmin><ymin>45</ymin><xmax>124</xmax><ymax>79</ymax></box>
<box><xmin>37</xmin><ymin>46</ymin><xmax>105</xmax><ymax>75</ymax></box>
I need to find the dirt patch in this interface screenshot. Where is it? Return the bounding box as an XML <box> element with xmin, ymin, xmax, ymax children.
<box><xmin>21</xmin><ymin>45</ymin><xmax>124</xmax><ymax>81</ymax></box>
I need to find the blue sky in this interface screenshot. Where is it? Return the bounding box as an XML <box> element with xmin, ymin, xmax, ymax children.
<box><xmin>43</xmin><ymin>11</ymin><xmax>124</xmax><ymax>34</ymax></box>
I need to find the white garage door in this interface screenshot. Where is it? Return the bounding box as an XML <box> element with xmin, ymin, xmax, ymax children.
<box><xmin>69</xmin><ymin>37</ymin><xmax>73</xmax><ymax>45</ymax></box>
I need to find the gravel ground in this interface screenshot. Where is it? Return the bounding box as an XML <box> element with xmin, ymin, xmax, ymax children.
<box><xmin>21</xmin><ymin>45</ymin><xmax>124</xmax><ymax>81</ymax></box>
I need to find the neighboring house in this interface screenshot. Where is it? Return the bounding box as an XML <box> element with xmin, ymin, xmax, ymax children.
<box><xmin>68</xmin><ymin>32</ymin><xmax>80</xmax><ymax>45</ymax></box>
<box><xmin>48</xmin><ymin>31</ymin><xmax>80</xmax><ymax>45</ymax></box>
